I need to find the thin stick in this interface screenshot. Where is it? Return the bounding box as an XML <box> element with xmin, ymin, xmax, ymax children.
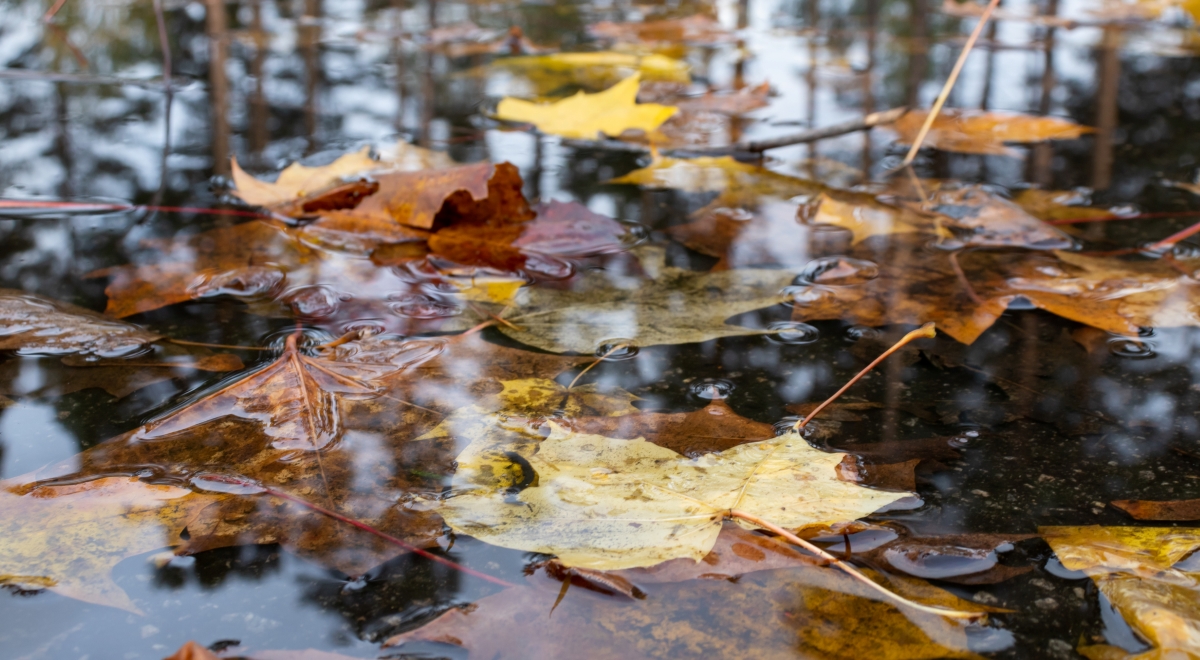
<box><xmin>1146</xmin><ymin>219</ymin><xmax>1200</xmax><ymax>251</ymax></box>
<box><xmin>168</xmin><ymin>338</ymin><xmax>272</xmax><ymax>351</ymax></box>
<box><xmin>42</xmin><ymin>0</ymin><xmax>68</xmax><ymax>22</ymax></box>
<box><xmin>795</xmin><ymin>323</ymin><xmax>936</xmax><ymax>429</ymax></box>
<box><xmin>567</xmin><ymin>343</ymin><xmax>629</xmax><ymax>390</ymax></box>
<box><xmin>901</xmin><ymin>0</ymin><xmax>1003</xmax><ymax>166</ymax></box>
<box><xmin>195</xmin><ymin>474</ymin><xmax>516</xmax><ymax>588</ymax></box>
<box><xmin>728</xmin><ymin>510</ymin><xmax>982</xmax><ymax>619</ymax></box>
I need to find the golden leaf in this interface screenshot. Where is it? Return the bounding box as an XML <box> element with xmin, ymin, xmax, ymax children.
<box><xmin>496</xmin><ymin>74</ymin><xmax>678</xmax><ymax>140</ymax></box>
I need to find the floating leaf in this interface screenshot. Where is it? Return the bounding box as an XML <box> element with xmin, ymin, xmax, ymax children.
<box><xmin>610</xmin><ymin>155</ymin><xmax>821</xmax><ymax>208</ymax></box>
<box><xmin>672</xmin><ymin>82</ymin><xmax>771</xmax><ymax>115</ymax></box>
<box><xmin>1042</xmin><ymin>526</ymin><xmax>1200</xmax><ymax>659</ymax></box>
<box><xmin>473</xmin><ymin>245</ymin><xmax>799</xmax><ymax>352</ymax></box>
<box><xmin>897</xmin><ymin>182</ymin><xmax>1075</xmax><ymax>250</ymax></box>
<box><xmin>789</xmin><ymin>234</ymin><xmax>1200</xmax><ymax>344</ymax></box>
<box><xmin>433</xmin><ymin>413</ymin><xmax>906</xmax><ymax>570</ymax></box>
<box><xmin>494</xmin><ymin>52</ymin><xmax>691</xmax><ymax>89</ymax></box>
<box><xmin>892</xmin><ymin>110</ymin><xmax>1093</xmax><ymax>157</ymax></box>
<box><xmin>496</xmin><ymin>74</ymin><xmax>677</xmax><ymax>140</ymax></box>
<box><xmin>0</xmin><ymin>289</ymin><xmax>161</xmax><ymax>356</ymax></box>
<box><xmin>387</xmin><ymin>567</ymin><xmax>987</xmax><ymax>659</ymax></box>
<box><xmin>230</xmin><ymin>147</ymin><xmax>380</xmax><ymax>208</ymax></box>
<box><xmin>0</xmin><ymin>476</ymin><xmax>216</xmax><ymax>612</ymax></box>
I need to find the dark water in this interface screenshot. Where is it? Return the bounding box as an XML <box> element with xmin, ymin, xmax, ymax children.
<box><xmin>2</xmin><ymin>0</ymin><xmax>1200</xmax><ymax>657</ymax></box>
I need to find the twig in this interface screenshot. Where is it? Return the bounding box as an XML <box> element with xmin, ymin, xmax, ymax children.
<box><xmin>1146</xmin><ymin>219</ymin><xmax>1200</xmax><ymax>251</ymax></box>
<box><xmin>796</xmin><ymin>323</ymin><xmax>936</xmax><ymax>429</ymax></box>
<box><xmin>564</xmin><ymin>107</ymin><xmax>908</xmax><ymax>157</ymax></box>
<box><xmin>947</xmin><ymin>250</ymin><xmax>984</xmax><ymax>306</ymax></box>
<box><xmin>42</xmin><ymin>0</ymin><xmax>69</xmax><ymax>23</ymax></box>
<box><xmin>168</xmin><ymin>338</ymin><xmax>272</xmax><ymax>351</ymax></box>
<box><xmin>1046</xmin><ymin>210</ymin><xmax>1200</xmax><ymax>226</ymax></box>
<box><xmin>193</xmin><ymin>474</ymin><xmax>517</xmax><ymax>588</ymax></box>
<box><xmin>567</xmin><ymin>343</ymin><xmax>629</xmax><ymax>390</ymax></box>
<box><xmin>901</xmin><ymin>0</ymin><xmax>1002</xmax><ymax>166</ymax></box>
<box><xmin>728</xmin><ymin>510</ymin><xmax>982</xmax><ymax>619</ymax></box>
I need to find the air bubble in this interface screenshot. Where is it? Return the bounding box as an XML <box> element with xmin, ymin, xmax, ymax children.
<box><xmin>190</xmin><ymin>266</ymin><xmax>286</xmax><ymax>299</ymax></box>
<box><xmin>1108</xmin><ymin>338</ymin><xmax>1156</xmax><ymax>359</ymax></box>
<box><xmin>845</xmin><ymin>326</ymin><xmax>881</xmax><ymax>342</ymax></box>
<box><xmin>285</xmin><ymin>285</ymin><xmax>343</xmax><ymax>318</ymax></box>
<box><xmin>766</xmin><ymin>321</ymin><xmax>819</xmax><ymax>345</ymax></box>
<box><xmin>689</xmin><ymin>378</ymin><xmax>735</xmax><ymax>400</ymax></box>
<box><xmin>338</xmin><ymin>320</ymin><xmax>387</xmax><ymax>338</ymax></box>
<box><xmin>884</xmin><ymin>545</ymin><xmax>997</xmax><ymax>579</ymax></box>
<box><xmin>595</xmin><ymin>340</ymin><xmax>639</xmax><ymax>360</ymax></box>
<box><xmin>781</xmin><ymin>284</ymin><xmax>838</xmax><ymax>308</ymax></box>
<box><xmin>798</xmin><ymin>256</ymin><xmax>880</xmax><ymax>286</ymax></box>
<box><xmin>262</xmin><ymin>328</ymin><xmax>334</xmax><ymax>353</ymax></box>
<box><xmin>773</xmin><ymin>416</ymin><xmax>820</xmax><ymax>439</ymax></box>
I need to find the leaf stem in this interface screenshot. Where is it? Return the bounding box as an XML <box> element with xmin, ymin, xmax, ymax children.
<box><xmin>901</xmin><ymin>0</ymin><xmax>1002</xmax><ymax>166</ymax></box>
<box><xmin>795</xmin><ymin>323</ymin><xmax>935</xmax><ymax>429</ymax></box>
<box><xmin>727</xmin><ymin>509</ymin><xmax>982</xmax><ymax>620</ymax></box>
<box><xmin>567</xmin><ymin>342</ymin><xmax>629</xmax><ymax>390</ymax></box>
<box><xmin>196</xmin><ymin>474</ymin><xmax>517</xmax><ymax>588</ymax></box>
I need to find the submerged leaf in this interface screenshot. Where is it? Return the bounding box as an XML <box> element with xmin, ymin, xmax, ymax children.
<box><xmin>435</xmin><ymin>415</ymin><xmax>906</xmax><ymax>570</ymax></box>
<box><xmin>496</xmin><ymin>74</ymin><xmax>678</xmax><ymax>140</ymax></box>
<box><xmin>0</xmin><ymin>477</ymin><xmax>215</xmax><ymax>612</ymax></box>
<box><xmin>477</xmin><ymin>245</ymin><xmax>798</xmax><ymax>352</ymax></box>
<box><xmin>1111</xmin><ymin>498</ymin><xmax>1200</xmax><ymax>521</ymax></box>
<box><xmin>387</xmin><ymin>567</ymin><xmax>987</xmax><ymax>659</ymax></box>
<box><xmin>587</xmin><ymin>14</ymin><xmax>734</xmax><ymax>46</ymax></box>
<box><xmin>0</xmin><ymin>289</ymin><xmax>161</xmax><ymax>356</ymax></box>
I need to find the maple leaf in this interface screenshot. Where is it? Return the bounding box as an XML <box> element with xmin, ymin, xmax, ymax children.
<box><xmin>432</xmin><ymin>413</ymin><xmax>906</xmax><ymax>570</ymax></box>
<box><xmin>0</xmin><ymin>476</ymin><xmax>216</xmax><ymax>612</ymax></box>
<box><xmin>0</xmin><ymin>289</ymin><xmax>161</xmax><ymax>356</ymax></box>
<box><xmin>470</xmin><ymin>245</ymin><xmax>799</xmax><ymax>353</ymax></box>
<box><xmin>495</xmin><ymin>74</ymin><xmax>678</xmax><ymax>140</ymax></box>
<box><xmin>891</xmin><ymin>109</ymin><xmax>1093</xmax><ymax>157</ymax></box>
<box><xmin>895</xmin><ymin>182</ymin><xmax>1075</xmax><ymax>250</ymax></box>
<box><xmin>11</xmin><ymin>334</ymin><xmax>585</xmax><ymax>587</ymax></box>
<box><xmin>1042</xmin><ymin>526</ymin><xmax>1200</xmax><ymax>660</ymax></box>
<box><xmin>387</xmin><ymin>566</ymin><xmax>987</xmax><ymax>659</ymax></box>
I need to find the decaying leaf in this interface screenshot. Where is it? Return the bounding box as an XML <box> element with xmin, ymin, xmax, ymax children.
<box><xmin>587</xmin><ymin>14</ymin><xmax>733</xmax><ymax>46</ymax></box>
<box><xmin>472</xmin><ymin>245</ymin><xmax>799</xmax><ymax>353</ymax></box>
<box><xmin>496</xmin><ymin>74</ymin><xmax>678</xmax><ymax>140</ymax></box>
<box><xmin>666</xmin><ymin>202</ymin><xmax>820</xmax><ymax>269</ymax></box>
<box><xmin>231</xmin><ymin>148</ymin><xmax>379</xmax><ymax>208</ymax></box>
<box><xmin>891</xmin><ymin>109</ymin><xmax>1093</xmax><ymax>157</ymax></box>
<box><xmin>387</xmin><ymin>567</ymin><xmax>987</xmax><ymax>659</ymax></box>
<box><xmin>896</xmin><ymin>182</ymin><xmax>1075</xmax><ymax>250</ymax></box>
<box><xmin>0</xmin><ymin>476</ymin><xmax>216</xmax><ymax>612</ymax></box>
<box><xmin>672</xmin><ymin>83</ymin><xmax>771</xmax><ymax>115</ymax></box>
<box><xmin>1042</xmin><ymin>526</ymin><xmax>1200</xmax><ymax>659</ymax></box>
<box><xmin>0</xmin><ymin>289</ymin><xmax>161</xmax><ymax>356</ymax></box>
<box><xmin>433</xmin><ymin>409</ymin><xmax>906</xmax><ymax>570</ymax></box>
<box><xmin>565</xmin><ymin>397</ymin><xmax>774</xmax><ymax>457</ymax></box>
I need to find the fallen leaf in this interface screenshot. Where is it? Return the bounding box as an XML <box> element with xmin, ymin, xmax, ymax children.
<box><xmin>1012</xmin><ymin>188</ymin><xmax>1104</xmax><ymax>224</ymax></box>
<box><xmin>386</xmin><ymin>567</ymin><xmax>987</xmax><ymax>659</ymax></box>
<box><xmin>473</xmin><ymin>245</ymin><xmax>799</xmax><ymax>353</ymax></box>
<box><xmin>0</xmin><ymin>476</ymin><xmax>216</xmax><ymax>612</ymax></box>
<box><xmin>1042</xmin><ymin>526</ymin><xmax>1200</xmax><ymax>659</ymax></box>
<box><xmin>895</xmin><ymin>182</ymin><xmax>1075</xmax><ymax>250</ymax></box>
<box><xmin>1111</xmin><ymin>499</ymin><xmax>1200</xmax><ymax>521</ymax></box>
<box><xmin>564</xmin><ymin>397</ymin><xmax>774</xmax><ymax>457</ymax></box>
<box><xmin>230</xmin><ymin>141</ymin><xmax>457</xmax><ymax>210</ymax></box>
<box><xmin>0</xmin><ymin>289</ymin><xmax>161</xmax><ymax>356</ymax></box>
<box><xmin>808</xmin><ymin>190</ymin><xmax>925</xmax><ymax>245</ymax></box>
<box><xmin>588</xmin><ymin>14</ymin><xmax>733</xmax><ymax>46</ymax></box>
<box><xmin>672</xmin><ymin>83</ymin><xmax>771</xmax><ymax>115</ymax></box>
<box><xmin>610</xmin><ymin>155</ymin><xmax>821</xmax><ymax>209</ymax></box>
<box><xmin>493</xmin><ymin>52</ymin><xmax>692</xmax><ymax>90</ymax></box>
<box><xmin>434</xmin><ymin>410</ymin><xmax>906</xmax><ymax>570</ymax></box>
<box><xmin>18</xmin><ymin>333</ymin><xmax>585</xmax><ymax>583</ymax></box>
<box><xmin>788</xmin><ymin>234</ymin><xmax>1200</xmax><ymax>344</ymax></box>
<box><xmin>496</xmin><ymin>74</ymin><xmax>678</xmax><ymax>140</ymax></box>
<box><xmin>666</xmin><ymin>202</ymin><xmax>824</xmax><ymax>269</ymax></box>
<box><xmin>891</xmin><ymin>109</ymin><xmax>1093</xmax><ymax>157</ymax></box>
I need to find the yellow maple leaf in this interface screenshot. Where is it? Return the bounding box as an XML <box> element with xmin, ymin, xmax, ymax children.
<box><xmin>496</xmin><ymin>74</ymin><xmax>678</xmax><ymax>140</ymax></box>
